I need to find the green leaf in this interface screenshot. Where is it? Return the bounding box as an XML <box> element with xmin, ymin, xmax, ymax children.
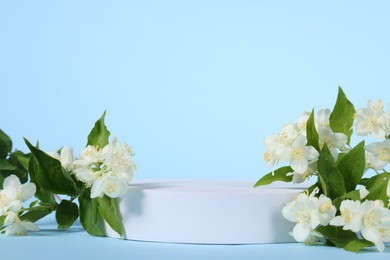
<box><xmin>317</xmin><ymin>145</ymin><xmax>346</xmax><ymax>199</ymax></box>
<box><xmin>0</xmin><ymin>129</ymin><xmax>12</xmax><ymax>159</ymax></box>
<box><xmin>316</xmin><ymin>225</ymin><xmax>357</xmax><ymax>248</ymax></box>
<box><xmin>97</xmin><ymin>195</ymin><xmax>123</xmax><ymax>237</ymax></box>
<box><xmin>332</xmin><ymin>190</ymin><xmax>360</xmax><ymax>209</ymax></box>
<box><xmin>28</xmin><ymin>155</ymin><xmax>55</xmax><ymax>204</ymax></box>
<box><xmin>11</xmin><ymin>150</ymin><xmax>30</xmax><ymax>172</ymax></box>
<box><xmin>306</xmin><ymin>109</ymin><xmax>320</xmax><ymax>151</ymax></box>
<box><xmin>0</xmin><ymin>159</ymin><xmax>16</xmax><ymax>171</ymax></box>
<box><xmin>0</xmin><ymin>152</ymin><xmax>29</xmax><ymax>184</ymax></box>
<box><xmin>78</xmin><ymin>190</ymin><xmax>105</xmax><ymax>236</ymax></box>
<box><xmin>343</xmin><ymin>239</ymin><xmax>374</xmax><ymax>252</ymax></box>
<box><xmin>29</xmin><ymin>200</ymin><xmax>39</xmax><ymax>208</ymax></box>
<box><xmin>56</xmin><ymin>200</ymin><xmax>79</xmax><ymax>229</ymax></box>
<box><xmin>254</xmin><ymin>166</ymin><xmax>293</xmax><ymax>187</ymax></box>
<box><xmin>87</xmin><ymin>111</ymin><xmax>111</xmax><ymax>149</ymax></box>
<box><xmin>0</xmin><ymin>215</ymin><xmax>5</xmax><ymax>226</ymax></box>
<box><xmin>25</xmin><ymin>138</ymin><xmax>79</xmax><ymax>196</ymax></box>
<box><xmin>337</xmin><ymin>141</ymin><xmax>366</xmax><ymax>192</ymax></box>
<box><xmin>365</xmin><ymin>173</ymin><xmax>390</xmax><ymax>205</ymax></box>
<box><xmin>329</xmin><ymin>87</ymin><xmax>355</xmax><ymax>144</ymax></box>
<box><xmin>20</xmin><ymin>206</ymin><xmax>54</xmax><ymax>223</ymax></box>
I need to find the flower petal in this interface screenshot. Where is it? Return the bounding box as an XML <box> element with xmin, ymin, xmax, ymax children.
<box><xmin>21</xmin><ymin>183</ymin><xmax>36</xmax><ymax>201</ymax></box>
<box><xmin>292</xmin><ymin>223</ymin><xmax>311</xmax><ymax>242</ymax></box>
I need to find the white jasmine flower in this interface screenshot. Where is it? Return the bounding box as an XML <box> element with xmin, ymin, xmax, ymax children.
<box><xmin>279</xmin><ymin>135</ymin><xmax>319</xmax><ymax>174</ymax></box>
<box><xmin>263</xmin><ymin>149</ymin><xmax>278</xmax><ymax>168</ymax></box>
<box><xmin>60</xmin><ymin>146</ymin><xmax>74</xmax><ymax>170</ymax></box>
<box><xmin>2</xmin><ymin>211</ymin><xmax>39</xmax><ymax>236</ymax></box>
<box><xmin>73</xmin><ymin>145</ymin><xmax>103</xmax><ymax>167</ymax></box>
<box><xmin>317</xmin><ymin>126</ymin><xmax>348</xmax><ymax>159</ymax></box>
<box><xmin>74</xmin><ymin>138</ymin><xmax>135</xmax><ymax>199</ymax></box>
<box><xmin>287</xmin><ymin>164</ymin><xmax>316</xmax><ymax>184</ymax></box>
<box><xmin>330</xmin><ymin>200</ymin><xmax>363</xmax><ymax>232</ymax></box>
<box><xmin>354</xmin><ymin>100</ymin><xmax>387</xmax><ymax>139</ymax></box>
<box><xmin>359</xmin><ymin>186</ymin><xmax>370</xmax><ymax>199</ymax></box>
<box><xmin>365</xmin><ymin>150</ymin><xmax>380</xmax><ymax>170</ymax></box>
<box><xmin>316</xmin><ymin>194</ymin><xmax>337</xmax><ymax>226</ymax></box>
<box><xmin>282</xmin><ymin>191</ymin><xmax>335</xmax><ymax>243</ymax></box>
<box><xmin>74</xmin><ymin>167</ymin><xmax>97</xmax><ymax>186</ymax></box>
<box><xmin>359</xmin><ymin>200</ymin><xmax>390</xmax><ymax>252</ymax></box>
<box><xmin>47</xmin><ymin>146</ymin><xmax>74</xmax><ymax>171</ymax></box>
<box><xmin>264</xmin><ymin>124</ymin><xmax>299</xmax><ymax>158</ymax></box>
<box><xmin>316</xmin><ymin>109</ymin><xmax>331</xmax><ymax>129</ymax></box>
<box><xmin>365</xmin><ymin>140</ymin><xmax>390</xmax><ymax>170</ymax></box>
<box><xmin>296</xmin><ymin>111</ymin><xmax>311</xmax><ymax>134</ymax></box>
<box><xmin>90</xmin><ymin>175</ymin><xmax>127</xmax><ymax>199</ymax></box>
<box><xmin>330</xmin><ymin>199</ymin><xmax>390</xmax><ymax>252</ymax></box>
<box><xmin>282</xmin><ymin>193</ymin><xmax>318</xmax><ymax>242</ymax></box>
<box><xmin>0</xmin><ymin>175</ymin><xmax>36</xmax><ymax>216</ymax></box>
<box><xmin>102</xmin><ymin>137</ymin><xmax>136</xmax><ymax>181</ymax></box>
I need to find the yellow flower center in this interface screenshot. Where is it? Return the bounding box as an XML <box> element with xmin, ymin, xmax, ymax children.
<box><xmin>106</xmin><ymin>183</ymin><xmax>117</xmax><ymax>194</ymax></box>
<box><xmin>341</xmin><ymin>208</ymin><xmax>351</xmax><ymax>223</ymax></box>
<box><xmin>264</xmin><ymin>152</ymin><xmax>271</xmax><ymax>162</ymax></box>
<box><xmin>369</xmin><ymin>117</ymin><xmax>378</xmax><ymax>127</ymax></box>
<box><xmin>0</xmin><ymin>194</ymin><xmax>8</xmax><ymax>208</ymax></box>
<box><xmin>320</xmin><ymin>202</ymin><xmax>331</xmax><ymax>213</ymax></box>
<box><xmin>379</xmin><ymin>227</ymin><xmax>388</xmax><ymax>238</ymax></box>
<box><xmin>363</xmin><ymin>213</ymin><xmax>377</xmax><ymax>228</ymax></box>
<box><xmin>377</xmin><ymin>149</ymin><xmax>390</xmax><ymax>161</ymax></box>
<box><xmin>294</xmin><ymin>148</ymin><xmax>304</xmax><ymax>160</ymax></box>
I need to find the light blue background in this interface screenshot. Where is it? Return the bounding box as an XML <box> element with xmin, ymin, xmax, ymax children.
<box><xmin>1</xmin><ymin>1</ymin><xmax>389</xmax><ymax>181</ymax></box>
<box><xmin>1</xmin><ymin>1</ymin><xmax>390</xmax><ymax>259</ymax></box>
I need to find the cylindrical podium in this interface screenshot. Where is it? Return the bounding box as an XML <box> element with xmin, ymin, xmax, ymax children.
<box><xmin>104</xmin><ymin>179</ymin><xmax>304</xmax><ymax>244</ymax></box>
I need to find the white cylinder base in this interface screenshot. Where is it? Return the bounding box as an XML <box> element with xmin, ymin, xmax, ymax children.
<box><xmin>104</xmin><ymin>179</ymin><xmax>304</xmax><ymax>244</ymax></box>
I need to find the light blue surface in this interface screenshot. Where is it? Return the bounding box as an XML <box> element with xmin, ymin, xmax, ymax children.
<box><xmin>0</xmin><ymin>215</ymin><xmax>388</xmax><ymax>260</ymax></box>
<box><xmin>1</xmin><ymin>0</ymin><xmax>389</xmax><ymax>180</ymax></box>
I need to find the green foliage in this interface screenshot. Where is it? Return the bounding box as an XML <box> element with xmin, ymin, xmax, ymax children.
<box><xmin>343</xmin><ymin>239</ymin><xmax>374</xmax><ymax>252</ymax></box>
<box><xmin>329</xmin><ymin>87</ymin><xmax>355</xmax><ymax>144</ymax></box>
<box><xmin>0</xmin><ymin>129</ymin><xmax>12</xmax><ymax>159</ymax></box>
<box><xmin>0</xmin><ymin>112</ymin><xmax>130</xmax><ymax>240</ymax></box>
<box><xmin>306</xmin><ymin>109</ymin><xmax>320</xmax><ymax>151</ymax></box>
<box><xmin>78</xmin><ymin>190</ymin><xmax>105</xmax><ymax>236</ymax></box>
<box><xmin>365</xmin><ymin>173</ymin><xmax>390</xmax><ymax>206</ymax></box>
<box><xmin>25</xmin><ymin>138</ymin><xmax>79</xmax><ymax>196</ymax></box>
<box><xmin>336</xmin><ymin>141</ymin><xmax>366</xmax><ymax>192</ymax></box>
<box><xmin>56</xmin><ymin>200</ymin><xmax>79</xmax><ymax>229</ymax></box>
<box><xmin>28</xmin><ymin>155</ymin><xmax>55</xmax><ymax>204</ymax></box>
<box><xmin>87</xmin><ymin>111</ymin><xmax>111</xmax><ymax>149</ymax></box>
<box><xmin>254</xmin><ymin>166</ymin><xmax>293</xmax><ymax>187</ymax></box>
<box><xmin>0</xmin><ymin>159</ymin><xmax>16</xmax><ymax>171</ymax></box>
<box><xmin>20</xmin><ymin>205</ymin><xmax>55</xmax><ymax>223</ymax></box>
<box><xmin>255</xmin><ymin>87</ymin><xmax>387</xmax><ymax>252</ymax></box>
<box><xmin>97</xmin><ymin>195</ymin><xmax>124</xmax><ymax>237</ymax></box>
<box><xmin>316</xmin><ymin>225</ymin><xmax>358</xmax><ymax>248</ymax></box>
<box><xmin>317</xmin><ymin>145</ymin><xmax>346</xmax><ymax>199</ymax></box>
<box><xmin>332</xmin><ymin>190</ymin><xmax>360</xmax><ymax>209</ymax></box>
<box><xmin>0</xmin><ymin>130</ymin><xmax>31</xmax><ymax>187</ymax></box>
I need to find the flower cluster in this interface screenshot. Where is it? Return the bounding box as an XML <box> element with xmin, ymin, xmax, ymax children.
<box><xmin>256</xmin><ymin>88</ymin><xmax>390</xmax><ymax>252</ymax></box>
<box><xmin>0</xmin><ymin>175</ymin><xmax>38</xmax><ymax>235</ymax></box>
<box><xmin>47</xmin><ymin>138</ymin><xmax>136</xmax><ymax>199</ymax></box>
<box><xmin>264</xmin><ymin>108</ymin><xmax>348</xmax><ymax>183</ymax></box>
<box><xmin>1</xmin><ymin>112</ymin><xmax>136</xmax><ymax>237</ymax></box>
<box><xmin>331</xmin><ymin>199</ymin><xmax>390</xmax><ymax>252</ymax></box>
<box><xmin>282</xmin><ymin>188</ymin><xmax>336</xmax><ymax>243</ymax></box>
<box><xmin>73</xmin><ymin>137</ymin><xmax>136</xmax><ymax>198</ymax></box>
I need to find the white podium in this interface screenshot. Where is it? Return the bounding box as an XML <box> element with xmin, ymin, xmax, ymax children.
<box><xmin>104</xmin><ymin>179</ymin><xmax>304</xmax><ymax>244</ymax></box>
